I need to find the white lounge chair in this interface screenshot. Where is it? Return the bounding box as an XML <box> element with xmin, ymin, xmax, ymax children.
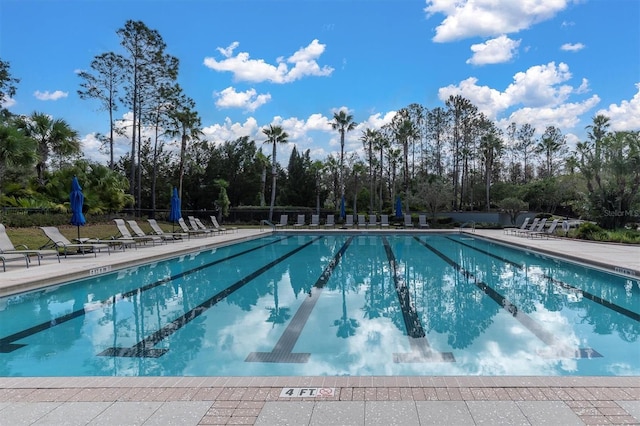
<box><xmin>178</xmin><ymin>217</ymin><xmax>207</xmax><ymax>237</ymax></box>
<box><xmin>418</xmin><ymin>214</ymin><xmax>429</xmax><ymax>229</ymax></box>
<box><xmin>40</xmin><ymin>226</ymin><xmax>111</xmax><ymax>258</ymax></box>
<box><xmin>0</xmin><ymin>223</ymin><xmax>59</xmax><ymax>266</ymax></box>
<box><xmin>343</xmin><ymin>215</ymin><xmax>354</xmax><ymax>228</ymax></box>
<box><xmin>380</xmin><ymin>215</ymin><xmax>389</xmax><ymax>227</ymax></box>
<box><xmin>113</xmin><ymin>219</ymin><xmax>153</xmax><ymax>246</ymax></box>
<box><xmin>404</xmin><ymin>214</ymin><xmax>414</xmax><ymax>228</ymax></box>
<box><xmin>512</xmin><ymin>218</ymin><xmax>539</xmax><ymax>236</ymax></box>
<box><xmin>357</xmin><ymin>214</ymin><xmax>367</xmax><ymax>228</ymax></box>
<box><xmin>188</xmin><ymin>216</ymin><xmax>216</xmax><ymax>236</ymax></box>
<box><xmin>147</xmin><ymin>218</ymin><xmax>188</xmax><ymax>240</ymax></box>
<box><xmin>309</xmin><ymin>214</ymin><xmax>319</xmax><ymax>228</ymax></box>
<box><xmin>210</xmin><ymin>216</ymin><xmax>236</xmax><ymax>233</ymax></box>
<box><xmin>529</xmin><ymin>219</ymin><xmax>559</xmax><ymax>239</ymax></box>
<box><xmin>517</xmin><ymin>218</ymin><xmax>547</xmax><ymax>237</ymax></box>
<box><xmin>293</xmin><ymin>214</ymin><xmax>305</xmax><ymax>227</ymax></box>
<box><xmin>276</xmin><ymin>214</ymin><xmax>289</xmax><ymax>229</ymax></box>
<box><xmin>504</xmin><ymin>217</ymin><xmax>530</xmax><ymax>235</ymax></box>
<box><xmin>127</xmin><ymin>220</ymin><xmax>169</xmax><ymax>244</ymax></box>
<box><xmin>368</xmin><ymin>214</ymin><xmax>378</xmax><ymax>228</ymax></box>
<box><xmin>324</xmin><ymin>214</ymin><xmax>335</xmax><ymax>228</ymax></box>
<box><xmin>0</xmin><ymin>251</ymin><xmax>29</xmax><ymax>271</ymax></box>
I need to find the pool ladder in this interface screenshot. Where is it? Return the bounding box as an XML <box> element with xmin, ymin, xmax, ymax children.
<box><xmin>260</xmin><ymin>219</ymin><xmax>276</xmax><ymax>232</ymax></box>
<box><xmin>459</xmin><ymin>221</ymin><xmax>476</xmax><ymax>233</ymax></box>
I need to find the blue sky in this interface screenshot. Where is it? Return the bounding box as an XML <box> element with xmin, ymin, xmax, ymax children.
<box><xmin>1</xmin><ymin>0</ymin><xmax>639</xmax><ymax>165</ymax></box>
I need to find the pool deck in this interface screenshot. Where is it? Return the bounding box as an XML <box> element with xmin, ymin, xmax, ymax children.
<box><xmin>0</xmin><ymin>228</ymin><xmax>638</xmax><ymax>425</ymax></box>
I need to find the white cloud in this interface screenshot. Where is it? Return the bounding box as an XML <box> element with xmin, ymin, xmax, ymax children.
<box><xmin>34</xmin><ymin>90</ymin><xmax>68</xmax><ymax>101</ymax></box>
<box><xmin>596</xmin><ymin>83</ymin><xmax>640</xmax><ymax>131</ymax></box>
<box><xmin>560</xmin><ymin>42</ymin><xmax>585</xmax><ymax>52</ymax></box>
<box><xmin>202</xmin><ymin>116</ymin><xmax>260</xmax><ymax>145</ymax></box>
<box><xmin>467</xmin><ymin>35</ymin><xmax>521</xmax><ymax>65</ymax></box>
<box><xmin>203</xmin><ymin>39</ymin><xmax>334</xmax><ymax>83</ymax></box>
<box><xmin>214</xmin><ymin>87</ymin><xmax>271</xmax><ymax>112</ymax></box>
<box><xmin>438</xmin><ymin>61</ymin><xmax>599</xmax><ymax>133</ymax></box>
<box><xmin>499</xmin><ymin>96</ymin><xmax>600</xmax><ymax>133</ymax></box>
<box><xmin>1</xmin><ymin>97</ymin><xmax>16</xmax><ymax>109</ymax></box>
<box><xmin>425</xmin><ymin>0</ymin><xmax>574</xmax><ymax>42</ymax></box>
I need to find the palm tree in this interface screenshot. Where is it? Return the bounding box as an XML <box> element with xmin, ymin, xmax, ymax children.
<box><xmin>330</xmin><ymin>110</ymin><xmax>357</xmax><ymax>204</ymax></box>
<box><xmin>0</xmin><ymin>120</ymin><xmax>36</xmax><ymax>198</ymax></box>
<box><xmin>360</xmin><ymin>128</ymin><xmax>379</xmax><ymax>214</ymax></box>
<box><xmin>166</xmin><ymin>92</ymin><xmax>202</xmax><ymax>201</ymax></box>
<box><xmin>393</xmin><ymin>113</ymin><xmax>417</xmax><ymax>213</ymax></box>
<box><xmin>255</xmin><ymin>149</ymin><xmax>269</xmax><ymax>207</ymax></box>
<box><xmin>262</xmin><ymin>124</ymin><xmax>289</xmax><ymax>221</ymax></box>
<box><xmin>15</xmin><ymin>112</ymin><xmax>80</xmax><ymax>185</ymax></box>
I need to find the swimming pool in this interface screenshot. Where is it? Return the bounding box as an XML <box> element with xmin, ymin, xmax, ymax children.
<box><xmin>0</xmin><ymin>233</ymin><xmax>638</xmax><ymax>377</ymax></box>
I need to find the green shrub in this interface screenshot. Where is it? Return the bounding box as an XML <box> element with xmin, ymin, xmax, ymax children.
<box><xmin>574</xmin><ymin>222</ymin><xmax>606</xmax><ymax>240</ymax></box>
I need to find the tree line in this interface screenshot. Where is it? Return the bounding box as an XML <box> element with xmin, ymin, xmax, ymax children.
<box><xmin>1</xmin><ymin>20</ymin><xmax>639</xmax><ymax>229</ymax></box>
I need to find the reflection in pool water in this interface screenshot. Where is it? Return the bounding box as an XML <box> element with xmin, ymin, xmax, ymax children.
<box><xmin>0</xmin><ymin>233</ymin><xmax>638</xmax><ymax>377</ymax></box>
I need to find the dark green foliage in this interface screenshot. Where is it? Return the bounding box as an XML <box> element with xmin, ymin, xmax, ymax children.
<box><xmin>574</xmin><ymin>222</ymin><xmax>606</xmax><ymax>240</ymax></box>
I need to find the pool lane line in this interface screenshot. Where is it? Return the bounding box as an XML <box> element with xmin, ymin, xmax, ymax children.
<box><xmin>444</xmin><ymin>236</ymin><xmax>523</xmax><ymax>268</ymax></box>
<box><xmin>382</xmin><ymin>237</ymin><xmax>455</xmax><ymax>363</ymax></box>
<box><xmin>414</xmin><ymin>237</ymin><xmax>602</xmax><ymax>359</ymax></box>
<box><xmin>442</xmin><ymin>236</ymin><xmax>640</xmax><ymax>323</ymax></box>
<box><xmin>246</xmin><ymin>236</ymin><xmax>354</xmax><ymax>363</ymax></box>
<box><xmin>0</xmin><ymin>236</ymin><xmax>291</xmax><ymax>354</ymax></box>
<box><xmin>98</xmin><ymin>236</ymin><xmax>324</xmax><ymax>358</ymax></box>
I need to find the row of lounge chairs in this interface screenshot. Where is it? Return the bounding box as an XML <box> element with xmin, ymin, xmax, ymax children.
<box><xmin>0</xmin><ymin>216</ymin><xmax>236</xmax><ymax>272</ymax></box>
<box><xmin>504</xmin><ymin>217</ymin><xmax>561</xmax><ymax>239</ymax></box>
<box><xmin>274</xmin><ymin>214</ymin><xmax>431</xmax><ymax>229</ymax></box>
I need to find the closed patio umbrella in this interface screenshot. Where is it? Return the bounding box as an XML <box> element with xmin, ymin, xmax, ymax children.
<box><xmin>395</xmin><ymin>196</ymin><xmax>403</xmax><ymax>219</ymax></box>
<box><xmin>168</xmin><ymin>187</ymin><xmax>181</xmax><ymax>231</ymax></box>
<box><xmin>340</xmin><ymin>195</ymin><xmax>346</xmax><ymax>219</ymax></box>
<box><xmin>70</xmin><ymin>176</ymin><xmax>86</xmax><ymax>240</ymax></box>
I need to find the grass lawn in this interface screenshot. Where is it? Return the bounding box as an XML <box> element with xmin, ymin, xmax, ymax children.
<box><xmin>5</xmin><ymin>221</ymin><xmax>180</xmax><ymax>250</ymax></box>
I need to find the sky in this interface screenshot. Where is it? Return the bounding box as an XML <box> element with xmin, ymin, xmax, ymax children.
<box><xmin>1</xmin><ymin>0</ymin><xmax>639</xmax><ymax>166</ymax></box>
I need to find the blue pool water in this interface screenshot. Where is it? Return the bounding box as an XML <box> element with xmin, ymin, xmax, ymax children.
<box><xmin>0</xmin><ymin>233</ymin><xmax>638</xmax><ymax>377</ymax></box>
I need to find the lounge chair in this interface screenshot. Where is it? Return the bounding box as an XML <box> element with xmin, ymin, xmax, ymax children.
<box><xmin>178</xmin><ymin>217</ymin><xmax>207</xmax><ymax>237</ymax></box>
<box><xmin>504</xmin><ymin>217</ymin><xmax>530</xmax><ymax>235</ymax></box>
<box><xmin>418</xmin><ymin>214</ymin><xmax>429</xmax><ymax>229</ymax></box>
<box><xmin>40</xmin><ymin>226</ymin><xmax>111</xmax><ymax>258</ymax></box>
<box><xmin>276</xmin><ymin>215</ymin><xmax>288</xmax><ymax>229</ymax></box>
<box><xmin>127</xmin><ymin>220</ymin><xmax>170</xmax><ymax>244</ymax></box>
<box><xmin>529</xmin><ymin>219</ymin><xmax>559</xmax><ymax>239</ymax></box>
<box><xmin>343</xmin><ymin>215</ymin><xmax>354</xmax><ymax>228</ymax></box>
<box><xmin>196</xmin><ymin>217</ymin><xmax>221</xmax><ymax>235</ymax></box>
<box><xmin>147</xmin><ymin>219</ymin><xmax>188</xmax><ymax>240</ymax></box>
<box><xmin>517</xmin><ymin>218</ymin><xmax>547</xmax><ymax>237</ymax></box>
<box><xmin>357</xmin><ymin>214</ymin><xmax>367</xmax><ymax>228</ymax></box>
<box><xmin>210</xmin><ymin>216</ymin><xmax>236</xmax><ymax>234</ymax></box>
<box><xmin>368</xmin><ymin>214</ymin><xmax>378</xmax><ymax>228</ymax></box>
<box><xmin>324</xmin><ymin>214</ymin><xmax>335</xmax><ymax>228</ymax></box>
<box><xmin>293</xmin><ymin>214</ymin><xmax>305</xmax><ymax>227</ymax></box>
<box><xmin>511</xmin><ymin>218</ymin><xmax>538</xmax><ymax>236</ymax></box>
<box><xmin>380</xmin><ymin>214</ymin><xmax>389</xmax><ymax>227</ymax></box>
<box><xmin>0</xmin><ymin>251</ymin><xmax>29</xmax><ymax>271</ymax></box>
<box><xmin>0</xmin><ymin>223</ymin><xmax>60</xmax><ymax>266</ymax></box>
<box><xmin>188</xmin><ymin>216</ymin><xmax>215</xmax><ymax>236</ymax></box>
<box><xmin>309</xmin><ymin>214</ymin><xmax>320</xmax><ymax>228</ymax></box>
<box><xmin>113</xmin><ymin>219</ymin><xmax>153</xmax><ymax>246</ymax></box>
<box><xmin>404</xmin><ymin>214</ymin><xmax>414</xmax><ymax>228</ymax></box>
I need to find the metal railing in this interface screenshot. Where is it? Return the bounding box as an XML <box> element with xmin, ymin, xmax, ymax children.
<box><xmin>459</xmin><ymin>221</ymin><xmax>476</xmax><ymax>233</ymax></box>
<box><xmin>260</xmin><ymin>219</ymin><xmax>276</xmax><ymax>232</ymax></box>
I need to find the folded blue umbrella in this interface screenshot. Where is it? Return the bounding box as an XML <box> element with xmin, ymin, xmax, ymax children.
<box><xmin>70</xmin><ymin>176</ymin><xmax>86</xmax><ymax>239</ymax></box>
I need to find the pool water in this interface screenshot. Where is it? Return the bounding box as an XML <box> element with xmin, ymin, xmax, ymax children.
<box><xmin>0</xmin><ymin>233</ymin><xmax>638</xmax><ymax>377</ymax></box>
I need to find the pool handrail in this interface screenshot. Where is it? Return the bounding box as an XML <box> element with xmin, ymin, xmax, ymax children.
<box><xmin>260</xmin><ymin>219</ymin><xmax>276</xmax><ymax>232</ymax></box>
<box><xmin>460</xmin><ymin>221</ymin><xmax>476</xmax><ymax>233</ymax></box>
